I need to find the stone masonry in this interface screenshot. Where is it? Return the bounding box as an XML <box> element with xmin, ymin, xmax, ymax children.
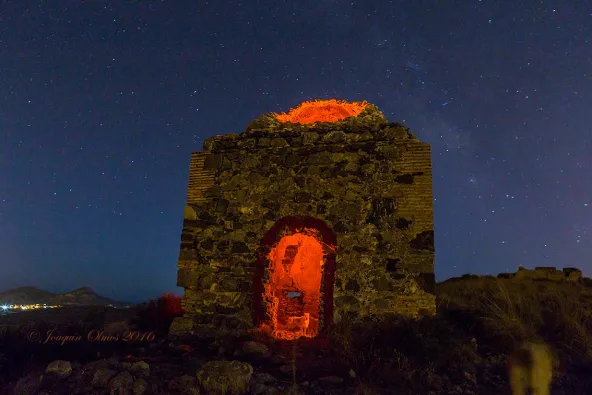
<box><xmin>513</xmin><ymin>266</ymin><xmax>583</xmax><ymax>282</ymax></box>
<box><xmin>447</xmin><ymin>266</ymin><xmax>586</xmax><ymax>284</ymax></box>
<box><xmin>171</xmin><ymin>102</ymin><xmax>436</xmax><ymax>337</ymax></box>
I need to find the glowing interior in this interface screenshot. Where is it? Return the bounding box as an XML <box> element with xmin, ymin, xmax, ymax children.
<box><xmin>274</xmin><ymin>99</ymin><xmax>369</xmax><ymax>124</ymax></box>
<box><xmin>264</xmin><ymin>230</ymin><xmax>325</xmax><ymax>340</ymax></box>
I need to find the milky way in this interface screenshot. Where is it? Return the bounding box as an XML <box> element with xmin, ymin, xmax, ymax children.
<box><xmin>0</xmin><ymin>1</ymin><xmax>590</xmax><ymax>302</ymax></box>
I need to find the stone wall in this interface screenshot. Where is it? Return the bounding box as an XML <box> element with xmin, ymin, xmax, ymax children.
<box><xmin>172</xmin><ymin>104</ymin><xmax>436</xmax><ymax>337</ymax></box>
<box><xmin>445</xmin><ymin>266</ymin><xmax>586</xmax><ymax>284</ymax></box>
<box><xmin>513</xmin><ymin>266</ymin><xmax>583</xmax><ymax>282</ymax></box>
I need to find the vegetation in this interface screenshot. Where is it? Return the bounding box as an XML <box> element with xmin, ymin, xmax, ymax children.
<box><xmin>131</xmin><ymin>292</ymin><xmax>184</xmax><ymax>336</ymax></box>
<box><xmin>2</xmin><ymin>282</ymin><xmax>592</xmax><ymax>393</ymax></box>
<box><xmin>0</xmin><ymin>292</ymin><xmax>184</xmax><ymax>390</ymax></box>
<box><xmin>329</xmin><ymin>277</ymin><xmax>592</xmax><ymax>393</ymax></box>
<box><xmin>438</xmin><ymin>276</ymin><xmax>592</xmax><ymax>362</ymax></box>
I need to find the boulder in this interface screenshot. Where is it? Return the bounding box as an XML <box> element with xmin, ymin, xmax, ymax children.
<box><xmin>45</xmin><ymin>360</ymin><xmax>72</xmax><ymax>378</ymax></box>
<box><xmin>197</xmin><ymin>360</ymin><xmax>253</xmax><ymax>394</ymax></box>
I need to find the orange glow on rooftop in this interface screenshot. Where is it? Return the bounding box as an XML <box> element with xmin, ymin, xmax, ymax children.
<box><xmin>274</xmin><ymin>99</ymin><xmax>369</xmax><ymax>124</ymax></box>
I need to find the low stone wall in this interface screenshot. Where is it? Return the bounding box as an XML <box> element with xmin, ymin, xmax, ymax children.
<box><xmin>512</xmin><ymin>266</ymin><xmax>583</xmax><ymax>282</ymax></box>
<box><xmin>443</xmin><ymin>266</ymin><xmax>588</xmax><ymax>285</ymax></box>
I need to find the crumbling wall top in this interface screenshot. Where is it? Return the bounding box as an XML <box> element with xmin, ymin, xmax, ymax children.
<box><xmin>202</xmin><ymin>99</ymin><xmax>419</xmax><ymax>152</ymax></box>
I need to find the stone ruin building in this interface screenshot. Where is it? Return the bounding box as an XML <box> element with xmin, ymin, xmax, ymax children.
<box><xmin>171</xmin><ymin>99</ymin><xmax>436</xmax><ymax>340</ymax></box>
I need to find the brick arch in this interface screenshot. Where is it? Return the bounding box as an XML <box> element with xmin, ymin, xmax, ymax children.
<box><xmin>252</xmin><ymin>216</ymin><xmax>337</xmax><ymax>335</ymax></box>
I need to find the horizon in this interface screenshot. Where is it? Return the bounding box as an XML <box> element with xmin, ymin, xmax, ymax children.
<box><xmin>1</xmin><ymin>263</ymin><xmax>588</xmax><ymax>305</ymax></box>
<box><xmin>0</xmin><ymin>283</ymin><xmax>181</xmax><ymax>304</ymax></box>
<box><xmin>1</xmin><ymin>2</ymin><xmax>590</xmax><ymax>302</ymax></box>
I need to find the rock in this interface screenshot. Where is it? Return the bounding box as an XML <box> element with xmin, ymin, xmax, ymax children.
<box><xmin>181</xmin><ymin>356</ymin><xmax>205</xmax><ymax>374</ymax></box>
<box><xmin>242</xmin><ymin>341</ymin><xmax>270</xmax><ymax>356</ymax></box>
<box><xmin>197</xmin><ymin>360</ymin><xmax>253</xmax><ymax>395</ymax></box>
<box><xmin>107</xmin><ymin>356</ymin><xmax>120</xmax><ymax>369</ymax></box>
<box><xmin>269</xmin><ymin>354</ymin><xmax>286</xmax><ymax>364</ymax></box>
<box><xmin>279</xmin><ymin>364</ymin><xmax>294</xmax><ymax>375</ymax></box>
<box><xmin>180</xmin><ymin>374</ymin><xmax>197</xmax><ymax>388</ymax></box>
<box><xmin>133</xmin><ymin>378</ymin><xmax>149</xmax><ymax>395</ymax></box>
<box><xmin>169</xmin><ymin>316</ymin><xmax>194</xmax><ymax>336</ymax></box>
<box><xmin>38</xmin><ymin>372</ymin><xmax>64</xmax><ymax>391</ymax></box>
<box><xmin>174</xmin><ymin>344</ymin><xmax>195</xmax><ymax>355</ymax></box>
<box><xmin>464</xmin><ymin>371</ymin><xmax>477</xmax><ymax>385</ymax></box>
<box><xmin>84</xmin><ymin>358</ymin><xmax>109</xmax><ymax>373</ymax></box>
<box><xmin>103</xmin><ymin>320</ymin><xmax>131</xmax><ymax>335</ymax></box>
<box><xmin>426</xmin><ymin>372</ymin><xmax>444</xmax><ymax>390</ymax></box>
<box><xmin>168</xmin><ymin>377</ymin><xmax>182</xmax><ymax>390</ymax></box>
<box><xmin>255</xmin><ymin>372</ymin><xmax>277</xmax><ymax>384</ymax></box>
<box><xmin>91</xmin><ymin>368</ymin><xmax>117</xmax><ymax>388</ymax></box>
<box><xmin>252</xmin><ymin>382</ymin><xmax>280</xmax><ymax>395</ymax></box>
<box><xmin>251</xmin><ymin>382</ymin><xmax>266</xmax><ymax>395</ymax></box>
<box><xmin>11</xmin><ymin>373</ymin><xmax>40</xmax><ymax>395</ymax></box>
<box><xmin>109</xmin><ymin>371</ymin><xmax>134</xmax><ymax>393</ymax></box>
<box><xmin>169</xmin><ymin>374</ymin><xmax>198</xmax><ymax>391</ymax></box>
<box><xmin>317</xmin><ymin>376</ymin><xmax>344</xmax><ymax>385</ymax></box>
<box><xmin>130</xmin><ymin>360</ymin><xmax>150</xmax><ymax>378</ymax></box>
<box><xmin>45</xmin><ymin>360</ymin><xmax>72</xmax><ymax>378</ymax></box>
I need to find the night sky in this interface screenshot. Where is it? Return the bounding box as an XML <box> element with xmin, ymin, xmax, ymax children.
<box><xmin>1</xmin><ymin>1</ymin><xmax>590</xmax><ymax>303</ymax></box>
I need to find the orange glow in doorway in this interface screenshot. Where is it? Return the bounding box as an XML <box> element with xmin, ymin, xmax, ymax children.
<box><xmin>274</xmin><ymin>99</ymin><xmax>369</xmax><ymax>124</ymax></box>
<box><xmin>264</xmin><ymin>230</ymin><xmax>325</xmax><ymax>340</ymax></box>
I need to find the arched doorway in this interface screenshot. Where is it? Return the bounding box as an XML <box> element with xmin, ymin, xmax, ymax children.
<box><xmin>253</xmin><ymin>216</ymin><xmax>337</xmax><ymax>340</ymax></box>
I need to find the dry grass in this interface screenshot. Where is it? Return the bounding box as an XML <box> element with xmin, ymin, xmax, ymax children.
<box><xmin>329</xmin><ymin>277</ymin><xmax>592</xmax><ymax>392</ymax></box>
<box><xmin>438</xmin><ymin>277</ymin><xmax>592</xmax><ymax>362</ymax></box>
<box><xmin>329</xmin><ymin>311</ymin><xmax>479</xmax><ymax>392</ymax></box>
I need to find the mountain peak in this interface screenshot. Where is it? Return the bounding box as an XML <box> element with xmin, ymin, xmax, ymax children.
<box><xmin>0</xmin><ymin>286</ymin><xmax>130</xmax><ymax>307</ymax></box>
<box><xmin>70</xmin><ymin>286</ymin><xmax>95</xmax><ymax>294</ymax></box>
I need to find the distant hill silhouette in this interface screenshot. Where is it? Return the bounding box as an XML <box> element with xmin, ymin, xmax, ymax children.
<box><xmin>0</xmin><ymin>286</ymin><xmax>132</xmax><ymax>307</ymax></box>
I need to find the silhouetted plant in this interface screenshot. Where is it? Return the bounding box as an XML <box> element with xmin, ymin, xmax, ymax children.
<box><xmin>158</xmin><ymin>292</ymin><xmax>183</xmax><ymax>316</ymax></box>
<box><xmin>131</xmin><ymin>293</ymin><xmax>183</xmax><ymax>336</ymax></box>
<box><xmin>80</xmin><ymin>305</ymin><xmax>107</xmax><ymax>329</ymax></box>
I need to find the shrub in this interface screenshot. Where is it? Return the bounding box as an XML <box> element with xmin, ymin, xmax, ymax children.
<box><xmin>158</xmin><ymin>292</ymin><xmax>183</xmax><ymax>316</ymax></box>
<box><xmin>329</xmin><ymin>312</ymin><xmax>478</xmax><ymax>391</ymax></box>
<box><xmin>330</xmin><ymin>277</ymin><xmax>592</xmax><ymax>392</ymax></box>
<box><xmin>132</xmin><ymin>293</ymin><xmax>183</xmax><ymax>336</ymax></box>
<box><xmin>438</xmin><ymin>277</ymin><xmax>592</xmax><ymax>364</ymax></box>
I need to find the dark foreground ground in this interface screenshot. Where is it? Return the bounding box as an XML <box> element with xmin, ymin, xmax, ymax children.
<box><xmin>1</xmin><ymin>277</ymin><xmax>592</xmax><ymax>394</ymax></box>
